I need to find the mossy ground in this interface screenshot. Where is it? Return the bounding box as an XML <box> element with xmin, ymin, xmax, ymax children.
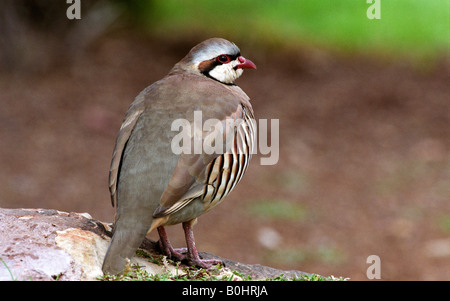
<box><xmin>98</xmin><ymin>250</ymin><xmax>349</xmax><ymax>281</ymax></box>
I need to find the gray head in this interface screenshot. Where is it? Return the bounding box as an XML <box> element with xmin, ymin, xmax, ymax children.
<box><xmin>173</xmin><ymin>38</ymin><xmax>256</xmax><ymax>84</ymax></box>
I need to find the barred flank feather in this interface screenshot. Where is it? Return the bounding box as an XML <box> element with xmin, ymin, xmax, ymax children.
<box><xmin>202</xmin><ymin>105</ymin><xmax>255</xmax><ymax>209</ymax></box>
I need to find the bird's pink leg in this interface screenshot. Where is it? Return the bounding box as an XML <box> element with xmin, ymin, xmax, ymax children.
<box><xmin>157</xmin><ymin>226</ymin><xmax>186</xmax><ymax>261</ymax></box>
<box><xmin>182</xmin><ymin>220</ymin><xmax>223</xmax><ymax>269</ymax></box>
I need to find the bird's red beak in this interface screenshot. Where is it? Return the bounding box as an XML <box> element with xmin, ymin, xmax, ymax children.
<box><xmin>235</xmin><ymin>56</ymin><xmax>257</xmax><ymax>70</ymax></box>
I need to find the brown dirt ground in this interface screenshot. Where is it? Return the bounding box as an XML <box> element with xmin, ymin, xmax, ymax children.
<box><xmin>1</xmin><ymin>33</ymin><xmax>449</xmax><ymax>280</ymax></box>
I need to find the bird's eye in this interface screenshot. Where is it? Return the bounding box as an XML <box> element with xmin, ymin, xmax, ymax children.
<box><xmin>216</xmin><ymin>54</ymin><xmax>230</xmax><ymax>64</ymax></box>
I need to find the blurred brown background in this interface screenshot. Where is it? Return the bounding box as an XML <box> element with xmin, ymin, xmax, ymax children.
<box><xmin>0</xmin><ymin>0</ymin><xmax>449</xmax><ymax>280</ymax></box>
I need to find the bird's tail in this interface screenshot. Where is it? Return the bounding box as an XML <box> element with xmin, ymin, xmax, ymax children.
<box><xmin>102</xmin><ymin>213</ymin><xmax>152</xmax><ymax>275</ymax></box>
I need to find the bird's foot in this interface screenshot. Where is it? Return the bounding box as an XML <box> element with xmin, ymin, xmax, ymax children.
<box><xmin>158</xmin><ymin>240</ymin><xmax>187</xmax><ymax>261</ymax></box>
<box><xmin>173</xmin><ymin>247</ymin><xmax>188</xmax><ymax>256</ymax></box>
<box><xmin>157</xmin><ymin>226</ymin><xmax>187</xmax><ymax>261</ymax></box>
<box><xmin>187</xmin><ymin>257</ymin><xmax>223</xmax><ymax>269</ymax></box>
<box><xmin>168</xmin><ymin>248</ymin><xmax>187</xmax><ymax>262</ymax></box>
<box><xmin>181</xmin><ymin>220</ymin><xmax>223</xmax><ymax>269</ymax></box>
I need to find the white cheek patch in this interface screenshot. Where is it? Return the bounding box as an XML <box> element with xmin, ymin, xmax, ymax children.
<box><xmin>208</xmin><ymin>61</ymin><xmax>244</xmax><ymax>84</ymax></box>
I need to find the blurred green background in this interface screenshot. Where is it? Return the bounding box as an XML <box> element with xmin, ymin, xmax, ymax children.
<box><xmin>121</xmin><ymin>0</ymin><xmax>448</xmax><ymax>60</ymax></box>
<box><xmin>1</xmin><ymin>0</ymin><xmax>447</xmax><ymax>70</ymax></box>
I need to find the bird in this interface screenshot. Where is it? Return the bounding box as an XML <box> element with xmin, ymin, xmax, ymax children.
<box><xmin>102</xmin><ymin>38</ymin><xmax>257</xmax><ymax>275</ymax></box>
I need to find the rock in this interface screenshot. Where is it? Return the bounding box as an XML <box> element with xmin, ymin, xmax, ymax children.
<box><xmin>0</xmin><ymin>208</ymin><xmax>308</xmax><ymax>281</ymax></box>
<box><xmin>0</xmin><ymin>208</ymin><xmax>110</xmax><ymax>280</ymax></box>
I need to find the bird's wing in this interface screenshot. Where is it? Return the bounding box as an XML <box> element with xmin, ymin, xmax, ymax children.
<box><xmin>153</xmin><ymin>102</ymin><xmax>253</xmax><ymax>217</ymax></box>
<box><xmin>108</xmin><ymin>95</ymin><xmax>146</xmax><ymax>207</ymax></box>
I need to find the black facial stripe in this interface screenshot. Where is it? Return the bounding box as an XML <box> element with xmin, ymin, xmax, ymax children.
<box><xmin>227</xmin><ymin>53</ymin><xmax>240</xmax><ymax>61</ymax></box>
<box><xmin>199</xmin><ymin>59</ymin><xmax>220</xmax><ymax>75</ymax></box>
<box><xmin>199</xmin><ymin>60</ymin><xmax>222</xmax><ymax>83</ymax></box>
<box><xmin>198</xmin><ymin>55</ymin><xmax>239</xmax><ymax>86</ymax></box>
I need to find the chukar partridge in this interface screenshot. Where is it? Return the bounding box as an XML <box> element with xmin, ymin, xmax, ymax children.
<box><xmin>102</xmin><ymin>38</ymin><xmax>256</xmax><ymax>275</ymax></box>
